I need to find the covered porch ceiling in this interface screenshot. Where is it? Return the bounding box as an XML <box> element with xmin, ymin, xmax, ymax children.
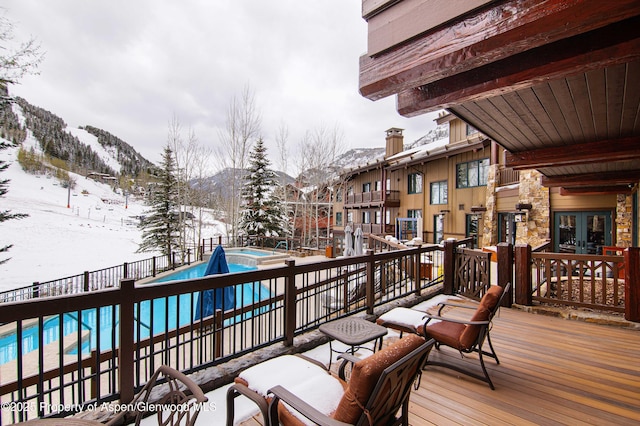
<box><xmin>359</xmin><ymin>0</ymin><xmax>640</xmax><ymax>194</ymax></box>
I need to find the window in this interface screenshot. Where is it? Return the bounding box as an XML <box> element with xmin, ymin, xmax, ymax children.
<box><xmin>434</xmin><ymin>215</ymin><xmax>444</xmax><ymax>244</ymax></box>
<box><xmin>408</xmin><ymin>173</ymin><xmax>423</xmax><ymax>194</ymax></box>
<box><xmin>362</xmin><ymin>182</ymin><xmax>371</xmax><ymax>193</ymax></box>
<box><xmin>466</xmin><ymin>124</ymin><xmax>478</xmax><ymax>136</ymax></box>
<box><xmin>430</xmin><ymin>181</ymin><xmax>448</xmax><ymax>204</ymax></box>
<box><xmin>375</xmin><ymin>210</ymin><xmax>381</xmax><ymax>224</ymax></box>
<box><xmin>457</xmin><ymin>158</ymin><xmax>489</xmax><ymax>188</ymax></box>
<box><xmin>362</xmin><ymin>211</ymin><xmax>371</xmax><ymax>224</ymax></box>
<box><xmin>407</xmin><ymin>209</ymin><xmax>421</xmax><ymax>234</ymax></box>
<box><xmin>374</xmin><ymin>180</ymin><xmax>382</xmax><ymax>191</ymax></box>
<box><xmin>347</xmin><ymin>212</ymin><xmax>353</xmax><ymax>224</ymax></box>
<box><xmin>336</xmin><ymin>188</ymin><xmax>342</xmax><ymax>202</ymax></box>
<box><xmin>466</xmin><ymin>214</ymin><xmax>480</xmax><ymax>247</ymax></box>
<box><xmin>335</xmin><ymin>212</ymin><xmax>343</xmax><ymax>226</ymax></box>
<box><xmin>347</xmin><ymin>186</ymin><xmax>354</xmax><ymax>196</ymax></box>
<box><xmin>385</xmin><ymin>210</ymin><xmax>391</xmax><ymax>225</ymax></box>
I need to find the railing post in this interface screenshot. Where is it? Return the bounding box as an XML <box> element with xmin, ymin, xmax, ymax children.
<box><xmin>32</xmin><ymin>282</ymin><xmax>39</xmax><ymax>299</ymax></box>
<box><xmin>284</xmin><ymin>259</ymin><xmax>296</xmax><ymax>346</ymax></box>
<box><xmin>123</xmin><ymin>262</ymin><xmax>128</xmax><ymax>279</ymax></box>
<box><xmin>497</xmin><ymin>242</ymin><xmax>513</xmax><ymax>307</ymax></box>
<box><xmin>152</xmin><ymin>256</ymin><xmax>157</xmax><ymax>277</ymax></box>
<box><xmin>514</xmin><ymin>244</ymin><xmax>532</xmax><ymax>306</ymax></box>
<box><xmin>443</xmin><ymin>239</ymin><xmax>456</xmax><ymax>295</ymax></box>
<box><xmin>623</xmin><ymin>247</ymin><xmax>640</xmax><ymax>322</ymax></box>
<box><xmin>342</xmin><ymin>267</ymin><xmax>349</xmax><ymax>313</ymax></box>
<box><xmin>119</xmin><ymin>278</ymin><xmax>135</xmax><ymax>403</ymax></box>
<box><xmin>83</xmin><ymin>271</ymin><xmax>90</xmax><ymax>292</ymax></box>
<box><xmin>413</xmin><ymin>247</ymin><xmax>421</xmax><ymax>296</ymax></box>
<box><xmin>366</xmin><ymin>249</ymin><xmax>375</xmax><ymax>315</ymax></box>
<box><xmin>214</xmin><ymin>309</ymin><xmax>223</xmax><ymax>358</ymax></box>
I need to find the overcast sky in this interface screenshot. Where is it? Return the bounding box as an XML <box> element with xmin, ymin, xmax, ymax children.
<box><xmin>4</xmin><ymin>1</ymin><xmax>439</xmax><ymax>169</ymax></box>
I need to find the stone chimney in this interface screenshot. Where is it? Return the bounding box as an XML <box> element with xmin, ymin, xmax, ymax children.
<box><xmin>385</xmin><ymin>127</ymin><xmax>404</xmax><ymax>158</ymax></box>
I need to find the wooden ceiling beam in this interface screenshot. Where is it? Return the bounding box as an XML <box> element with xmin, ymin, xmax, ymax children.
<box><xmin>359</xmin><ymin>0</ymin><xmax>640</xmax><ymax>101</ymax></box>
<box><xmin>396</xmin><ymin>19</ymin><xmax>640</xmax><ymax>116</ymax></box>
<box><xmin>504</xmin><ymin>137</ymin><xmax>640</xmax><ymax>170</ymax></box>
<box><xmin>542</xmin><ymin>171</ymin><xmax>640</xmax><ymax>188</ymax></box>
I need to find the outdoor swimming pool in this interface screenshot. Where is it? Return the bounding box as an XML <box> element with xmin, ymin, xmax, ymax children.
<box><xmin>0</xmin><ymin>262</ymin><xmax>271</xmax><ymax>365</ymax></box>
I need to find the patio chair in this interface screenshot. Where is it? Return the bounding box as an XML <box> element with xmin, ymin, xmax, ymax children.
<box><xmin>420</xmin><ymin>283</ymin><xmax>510</xmax><ymax>390</ymax></box>
<box><xmin>105</xmin><ymin>365</ymin><xmax>208</xmax><ymax>426</ymax></box>
<box><xmin>227</xmin><ymin>334</ymin><xmax>433</xmax><ymax>426</ymax></box>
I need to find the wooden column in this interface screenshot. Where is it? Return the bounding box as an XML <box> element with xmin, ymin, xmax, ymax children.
<box><xmin>443</xmin><ymin>239</ymin><xmax>456</xmax><ymax>295</ymax></box>
<box><xmin>514</xmin><ymin>244</ymin><xmax>532</xmax><ymax>306</ymax></box>
<box><xmin>624</xmin><ymin>247</ymin><xmax>640</xmax><ymax>322</ymax></box>
<box><xmin>497</xmin><ymin>242</ymin><xmax>513</xmax><ymax>307</ymax></box>
<box><xmin>366</xmin><ymin>250</ymin><xmax>375</xmax><ymax>315</ymax></box>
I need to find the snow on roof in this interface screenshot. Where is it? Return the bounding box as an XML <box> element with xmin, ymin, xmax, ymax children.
<box><xmin>386</xmin><ymin>137</ymin><xmax>450</xmax><ymax>161</ymax></box>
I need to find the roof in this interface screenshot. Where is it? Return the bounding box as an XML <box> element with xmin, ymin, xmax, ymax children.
<box><xmin>358</xmin><ymin>0</ymin><xmax>640</xmax><ymax>194</ymax></box>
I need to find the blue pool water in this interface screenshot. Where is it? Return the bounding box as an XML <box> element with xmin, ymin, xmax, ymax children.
<box><xmin>0</xmin><ymin>263</ymin><xmax>270</xmax><ymax>365</ymax></box>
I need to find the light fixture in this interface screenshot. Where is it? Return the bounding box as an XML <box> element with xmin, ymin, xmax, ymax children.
<box><xmin>514</xmin><ymin>212</ymin><xmax>527</xmax><ymax>222</ymax></box>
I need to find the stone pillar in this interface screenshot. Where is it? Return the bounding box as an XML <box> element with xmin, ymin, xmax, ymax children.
<box><xmin>517</xmin><ymin>170</ymin><xmax>550</xmax><ymax>247</ymax></box>
<box><xmin>616</xmin><ymin>194</ymin><xmax>632</xmax><ymax>248</ymax></box>
<box><xmin>482</xmin><ymin>164</ymin><xmax>498</xmax><ymax>247</ymax></box>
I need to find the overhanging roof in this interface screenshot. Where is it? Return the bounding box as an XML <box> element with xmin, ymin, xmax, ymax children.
<box><xmin>359</xmin><ymin>0</ymin><xmax>640</xmax><ymax>194</ymax></box>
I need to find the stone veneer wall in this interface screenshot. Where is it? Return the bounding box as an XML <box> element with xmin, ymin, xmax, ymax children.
<box><xmin>516</xmin><ymin>170</ymin><xmax>550</xmax><ymax>247</ymax></box>
<box><xmin>616</xmin><ymin>194</ymin><xmax>633</xmax><ymax>248</ymax></box>
<box><xmin>482</xmin><ymin>164</ymin><xmax>498</xmax><ymax>247</ymax></box>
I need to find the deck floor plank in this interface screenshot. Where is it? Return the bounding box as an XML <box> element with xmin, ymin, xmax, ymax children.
<box><xmin>241</xmin><ymin>307</ymin><xmax>640</xmax><ymax>425</ymax></box>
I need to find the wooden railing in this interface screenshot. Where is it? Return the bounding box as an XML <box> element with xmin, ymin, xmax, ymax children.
<box><xmin>496</xmin><ymin>167</ymin><xmax>520</xmax><ymax>186</ymax></box>
<box><xmin>0</xmin><ymin>245</ymin><xmax>443</xmax><ymax>423</ymax></box>
<box><xmin>513</xmin><ymin>244</ymin><xmax>639</xmax><ymax>321</ymax></box>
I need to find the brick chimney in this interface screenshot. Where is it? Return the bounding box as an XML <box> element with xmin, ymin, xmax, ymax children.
<box><xmin>385</xmin><ymin>127</ymin><xmax>404</xmax><ymax>158</ymax></box>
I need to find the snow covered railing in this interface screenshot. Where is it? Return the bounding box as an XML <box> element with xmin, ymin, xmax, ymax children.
<box><xmin>0</xmin><ymin>252</ymin><xmax>191</xmax><ymax>304</ymax></box>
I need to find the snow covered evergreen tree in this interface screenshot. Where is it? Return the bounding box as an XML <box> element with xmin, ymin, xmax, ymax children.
<box><xmin>240</xmin><ymin>138</ymin><xmax>287</xmax><ymax>242</ymax></box>
<box><xmin>137</xmin><ymin>145</ymin><xmax>180</xmax><ymax>259</ymax></box>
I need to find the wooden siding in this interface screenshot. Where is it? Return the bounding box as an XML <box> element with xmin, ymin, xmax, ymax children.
<box><xmin>242</xmin><ymin>307</ymin><xmax>640</xmax><ymax>425</ymax></box>
<box><xmin>550</xmin><ymin>189</ymin><xmax>617</xmax><ymax>210</ymax></box>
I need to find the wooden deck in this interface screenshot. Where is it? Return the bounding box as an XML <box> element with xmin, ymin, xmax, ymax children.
<box><xmin>241</xmin><ymin>306</ymin><xmax>640</xmax><ymax>425</ymax></box>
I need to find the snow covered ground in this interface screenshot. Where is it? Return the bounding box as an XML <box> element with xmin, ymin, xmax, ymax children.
<box><xmin>0</xmin><ymin>141</ymin><xmax>225</xmax><ymax>293</ymax></box>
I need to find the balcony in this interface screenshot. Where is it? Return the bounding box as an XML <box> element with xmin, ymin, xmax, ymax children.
<box><xmin>345</xmin><ymin>190</ymin><xmax>400</xmax><ymax>208</ymax></box>
<box><xmin>497</xmin><ymin>167</ymin><xmax>520</xmax><ymax>187</ymax></box>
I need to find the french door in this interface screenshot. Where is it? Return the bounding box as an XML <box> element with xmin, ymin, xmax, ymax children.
<box><xmin>554</xmin><ymin>211</ymin><xmax>611</xmax><ymax>254</ymax></box>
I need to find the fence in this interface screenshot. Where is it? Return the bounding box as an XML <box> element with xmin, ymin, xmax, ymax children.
<box><xmin>0</xmin><ymin>245</ymin><xmax>443</xmax><ymax>423</ymax></box>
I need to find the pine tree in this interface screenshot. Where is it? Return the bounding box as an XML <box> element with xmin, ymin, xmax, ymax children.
<box><xmin>240</xmin><ymin>138</ymin><xmax>287</xmax><ymax>241</ymax></box>
<box><xmin>137</xmin><ymin>145</ymin><xmax>180</xmax><ymax>259</ymax></box>
<box><xmin>0</xmin><ymin>139</ymin><xmax>28</xmax><ymax>264</ymax></box>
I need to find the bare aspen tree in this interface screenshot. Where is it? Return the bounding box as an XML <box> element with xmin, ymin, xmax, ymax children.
<box><xmin>275</xmin><ymin>122</ymin><xmax>295</xmax><ymax>243</ymax></box>
<box><xmin>189</xmin><ymin>135</ymin><xmax>213</xmax><ymax>254</ymax></box>
<box><xmin>167</xmin><ymin>116</ymin><xmax>209</xmax><ymax>261</ymax></box>
<box><xmin>0</xmin><ymin>12</ymin><xmax>44</xmax><ymax>87</ymax></box>
<box><xmin>300</xmin><ymin>124</ymin><xmax>344</xmax><ymax>247</ymax></box>
<box><xmin>166</xmin><ymin>116</ymin><xmax>187</xmax><ymax>260</ymax></box>
<box><xmin>216</xmin><ymin>85</ymin><xmax>261</xmax><ymax>245</ymax></box>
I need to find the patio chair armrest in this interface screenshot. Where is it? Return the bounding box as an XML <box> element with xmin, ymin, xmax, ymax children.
<box><xmin>227</xmin><ymin>383</ymin><xmax>269</xmax><ymax>426</ymax></box>
<box><xmin>296</xmin><ymin>353</ymin><xmax>330</xmax><ymax>371</ymax></box>
<box><xmin>423</xmin><ymin>313</ymin><xmax>490</xmax><ymax>326</ymax></box>
<box><xmin>337</xmin><ymin>352</ymin><xmax>361</xmax><ymax>380</ymax></box>
<box><xmin>438</xmin><ymin>301</ymin><xmax>477</xmax><ymax>310</ymax></box>
<box><xmin>268</xmin><ymin>385</ymin><xmax>351</xmax><ymax>426</ymax></box>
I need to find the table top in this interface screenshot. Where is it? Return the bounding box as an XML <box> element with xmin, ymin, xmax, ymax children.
<box><xmin>319</xmin><ymin>317</ymin><xmax>388</xmax><ymax>346</ymax></box>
